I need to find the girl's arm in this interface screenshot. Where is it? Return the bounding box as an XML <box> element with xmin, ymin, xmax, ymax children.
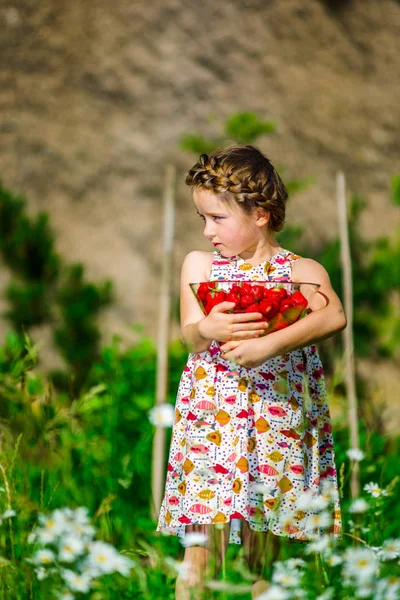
<box><xmin>220</xmin><ymin>258</ymin><xmax>347</xmax><ymax>367</ymax></box>
<box><xmin>180</xmin><ymin>251</ymin><xmax>268</xmax><ymax>354</ymax></box>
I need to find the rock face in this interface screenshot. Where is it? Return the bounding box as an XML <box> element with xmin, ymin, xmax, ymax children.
<box><xmin>0</xmin><ymin>0</ymin><xmax>399</xmax><ymax>351</ymax></box>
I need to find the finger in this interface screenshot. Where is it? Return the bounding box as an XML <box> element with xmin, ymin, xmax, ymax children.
<box><xmin>232</xmin><ymin>331</ymin><xmax>265</xmax><ymax>340</ymax></box>
<box><xmin>211</xmin><ymin>302</ymin><xmax>236</xmax><ymax>313</ymax></box>
<box><xmin>220</xmin><ymin>341</ymin><xmax>240</xmax><ymax>352</ymax></box>
<box><xmin>232</xmin><ymin>312</ymin><xmax>264</xmax><ymax>322</ymax></box>
<box><xmin>232</xmin><ymin>322</ymin><xmax>269</xmax><ymax>332</ymax></box>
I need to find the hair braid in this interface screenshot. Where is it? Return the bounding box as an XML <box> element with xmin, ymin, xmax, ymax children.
<box><xmin>185</xmin><ymin>145</ymin><xmax>288</xmax><ymax>232</ymax></box>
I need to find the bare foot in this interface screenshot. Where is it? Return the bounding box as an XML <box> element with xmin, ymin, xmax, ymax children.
<box><xmin>251</xmin><ymin>579</ymin><xmax>270</xmax><ymax>599</ymax></box>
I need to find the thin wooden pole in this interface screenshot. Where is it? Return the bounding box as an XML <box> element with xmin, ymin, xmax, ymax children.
<box><xmin>151</xmin><ymin>164</ymin><xmax>176</xmax><ymax>521</ymax></box>
<box><xmin>336</xmin><ymin>171</ymin><xmax>360</xmax><ymax>498</ymax></box>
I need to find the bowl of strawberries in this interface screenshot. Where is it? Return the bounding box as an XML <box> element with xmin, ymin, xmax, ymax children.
<box><xmin>190</xmin><ymin>280</ymin><xmax>320</xmax><ymax>334</ymax></box>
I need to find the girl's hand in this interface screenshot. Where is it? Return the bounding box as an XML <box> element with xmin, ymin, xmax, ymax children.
<box><xmin>219</xmin><ymin>337</ymin><xmax>274</xmax><ymax>368</ymax></box>
<box><xmin>198</xmin><ymin>301</ymin><xmax>269</xmax><ymax>343</ymax></box>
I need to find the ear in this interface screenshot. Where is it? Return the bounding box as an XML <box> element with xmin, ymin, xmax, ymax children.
<box><xmin>255</xmin><ymin>207</ymin><xmax>270</xmax><ymax>227</ymax></box>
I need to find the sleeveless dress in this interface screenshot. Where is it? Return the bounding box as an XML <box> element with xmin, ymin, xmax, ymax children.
<box><xmin>157</xmin><ymin>248</ymin><xmax>341</xmax><ymax>545</ymax></box>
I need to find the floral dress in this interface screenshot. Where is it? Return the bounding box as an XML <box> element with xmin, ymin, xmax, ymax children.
<box><xmin>157</xmin><ymin>248</ymin><xmax>341</xmax><ymax>544</ymax></box>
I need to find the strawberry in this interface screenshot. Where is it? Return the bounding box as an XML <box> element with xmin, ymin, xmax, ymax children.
<box><xmin>226</xmin><ymin>291</ymin><xmax>240</xmax><ymax>307</ymax></box>
<box><xmin>279</xmin><ymin>298</ymin><xmax>295</xmax><ymax>313</ymax></box>
<box><xmin>198</xmin><ymin>282</ymin><xmax>211</xmax><ymax>302</ymax></box>
<box><xmin>267</xmin><ymin>287</ymin><xmax>288</xmax><ymax>303</ymax></box>
<box><xmin>291</xmin><ymin>291</ymin><xmax>308</xmax><ymax>307</ymax></box>
<box><xmin>259</xmin><ymin>298</ymin><xmax>279</xmax><ymax>318</ymax></box>
<box><xmin>241</xmin><ymin>282</ymin><xmax>254</xmax><ymax>295</ymax></box>
<box><xmin>251</xmin><ymin>285</ymin><xmax>264</xmax><ymax>302</ymax></box>
<box><xmin>230</xmin><ymin>284</ymin><xmax>243</xmax><ymax>295</ymax></box>
<box><xmin>245</xmin><ymin>303</ymin><xmax>261</xmax><ymax>313</ymax></box>
<box><xmin>240</xmin><ymin>294</ymin><xmax>255</xmax><ymax>309</ymax></box>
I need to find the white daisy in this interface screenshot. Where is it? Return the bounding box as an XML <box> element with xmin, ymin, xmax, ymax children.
<box><xmin>296</xmin><ymin>490</ymin><xmax>329</xmax><ymax>512</ymax></box>
<box><xmin>251</xmin><ymin>483</ymin><xmax>275</xmax><ymax>495</ymax></box>
<box><xmin>325</xmin><ymin>554</ymin><xmax>342</xmax><ymax>567</ymax></box>
<box><xmin>343</xmin><ymin>547</ymin><xmax>378</xmax><ymax>585</ymax></box>
<box><xmin>306</xmin><ymin>511</ymin><xmax>332</xmax><ymax>532</ymax></box>
<box><xmin>57</xmin><ymin>592</ymin><xmax>75</xmax><ymax>600</ymax></box>
<box><xmin>285</xmin><ymin>558</ymin><xmax>306</xmax><ymax>570</ymax></box>
<box><xmin>377</xmin><ymin>539</ymin><xmax>400</xmax><ymax>561</ymax></box>
<box><xmin>180</xmin><ymin>532</ymin><xmax>208</xmax><ymax>548</ymax></box>
<box><xmin>272</xmin><ymin>569</ymin><xmax>300</xmax><ymax>588</ymax></box>
<box><xmin>346</xmin><ymin>449</ymin><xmax>365</xmax><ymax>462</ymax></box>
<box><xmin>305</xmin><ymin>535</ymin><xmax>331</xmax><ymax>554</ymax></box>
<box><xmin>85</xmin><ymin>540</ymin><xmax>122</xmax><ymax>575</ymax></box>
<box><xmin>258</xmin><ymin>585</ymin><xmax>290</xmax><ymax>600</ymax></box>
<box><xmin>37</xmin><ymin>509</ymin><xmax>69</xmax><ymax>543</ymax></box>
<box><xmin>63</xmin><ymin>507</ymin><xmax>96</xmax><ymax>539</ymax></box>
<box><xmin>148</xmin><ymin>403</ymin><xmax>174</xmax><ymax>427</ymax></box>
<box><xmin>1</xmin><ymin>509</ymin><xmax>16</xmax><ymax>520</ymax></box>
<box><xmin>61</xmin><ymin>569</ymin><xmax>92</xmax><ymax>593</ymax></box>
<box><xmin>59</xmin><ymin>535</ymin><xmax>85</xmax><ymax>562</ymax></box>
<box><xmin>363</xmin><ymin>482</ymin><xmax>388</xmax><ymax>499</ymax></box>
<box><xmin>375</xmin><ymin>577</ymin><xmax>400</xmax><ymax>600</ymax></box>
<box><xmin>32</xmin><ymin>549</ymin><xmax>55</xmax><ymax>565</ymax></box>
<box><xmin>112</xmin><ymin>553</ymin><xmax>135</xmax><ymax>576</ymax></box>
<box><xmin>349</xmin><ymin>498</ymin><xmax>369</xmax><ymax>514</ymax></box>
<box><xmin>34</xmin><ymin>567</ymin><xmax>49</xmax><ymax>581</ymax></box>
<box><xmin>278</xmin><ymin>511</ymin><xmax>296</xmax><ymax>530</ymax></box>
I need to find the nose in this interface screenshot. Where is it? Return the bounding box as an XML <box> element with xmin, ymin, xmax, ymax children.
<box><xmin>203</xmin><ymin>220</ymin><xmax>215</xmax><ymax>240</ymax></box>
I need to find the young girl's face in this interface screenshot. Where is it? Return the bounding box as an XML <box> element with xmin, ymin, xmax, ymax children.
<box><xmin>193</xmin><ymin>188</ymin><xmax>267</xmax><ymax>257</ymax></box>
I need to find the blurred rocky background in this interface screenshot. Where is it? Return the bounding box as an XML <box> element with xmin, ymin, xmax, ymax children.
<box><xmin>1</xmin><ymin>0</ymin><xmax>399</xmax><ymax>378</ymax></box>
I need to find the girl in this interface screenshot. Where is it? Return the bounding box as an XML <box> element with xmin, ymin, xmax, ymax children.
<box><xmin>157</xmin><ymin>145</ymin><xmax>346</xmax><ymax>599</ymax></box>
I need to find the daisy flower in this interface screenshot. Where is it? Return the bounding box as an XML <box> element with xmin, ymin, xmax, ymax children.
<box><xmin>346</xmin><ymin>449</ymin><xmax>365</xmax><ymax>462</ymax></box>
<box><xmin>61</xmin><ymin>569</ymin><xmax>92</xmax><ymax>593</ymax></box>
<box><xmin>343</xmin><ymin>547</ymin><xmax>378</xmax><ymax>585</ymax></box>
<box><xmin>59</xmin><ymin>535</ymin><xmax>85</xmax><ymax>562</ymax></box>
<box><xmin>349</xmin><ymin>498</ymin><xmax>369</xmax><ymax>514</ymax></box>
<box><xmin>148</xmin><ymin>403</ymin><xmax>174</xmax><ymax>428</ymax></box>
<box><xmin>305</xmin><ymin>535</ymin><xmax>331</xmax><ymax>554</ymax></box>
<box><xmin>363</xmin><ymin>482</ymin><xmax>388</xmax><ymax>499</ymax></box>
<box><xmin>180</xmin><ymin>532</ymin><xmax>208</xmax><ymax>548</ymax></box>
<box><xmin>377</xmin><ymin>539</ymin><xmax>400</xmax><ymax>561</ymax></box>
<box><xmin>258</xmin><ymin>585</ymin><xmax>290</xmax><ymax>600</ymax></box>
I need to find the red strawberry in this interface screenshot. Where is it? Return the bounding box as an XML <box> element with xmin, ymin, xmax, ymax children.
<box><xmin>245</xmin><ymin>303</ymin><xmax>261</xmax><ymax>313</ymax></box>
<box><xmin>266</xmin><ymin>287</ymin><xmax>288</xmax><ymax>303</ymax></box>
<box><xmin>251</xmin><ymin>285</ymin><xmax>264</xmax><ymax>302</ymax></box>
<box><xmin>226</xmin><ymin>291</ymin><xmax>240</xmax><ymax>307</ymax></box>
<box><xmin>279</xmin><ymin>298</ymin><xmax>294</xmax><ymax>313</ymax></box>
<box><xmin>230</xmin><ymin>284</ymin><xmax>242</xmax><ymax>295</ymax></box>
<box><xmin>240</xmin><ymin>294</ymin><xmax>255</xmax><ymax>309</ymax></box>
<box><xmin>241</xmin><ymin>282</ymin><xmax>254</xmax><ymax>295</ymax></box>
<box><xmin>259</xmin><ymin>299</ymin><xmax>279</xmax><ymax>318</ymax></box>
<box><xmin>198</xmin><ymin>282</ymin><xmax>211</xmax><ymax>302</ymax></box>
<box><xmin>291</xmin><ymin>291</ymin><xmax>308</xmax><ymax>307</ymax></box>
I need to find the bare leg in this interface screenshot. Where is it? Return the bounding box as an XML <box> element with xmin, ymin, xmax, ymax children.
<box><xmin>175</xmin><ymin>523</ymin><xmax>231</xmax><ymax>600</ymax></box>
<box><xmin>241</xmin><ymin>521</ymin><xmax>281</xmax><ymax>599</ymax></box>
<box><xmin>175</xmin><ymin>546</ymin><xmax>210</xmax><ymax>600</ymax></box>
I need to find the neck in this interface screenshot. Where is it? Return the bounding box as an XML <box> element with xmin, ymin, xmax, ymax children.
<box><xmin>238</xmin><ymin>238</ymin><xmax>282</xmax><ymax>264</ymax></box>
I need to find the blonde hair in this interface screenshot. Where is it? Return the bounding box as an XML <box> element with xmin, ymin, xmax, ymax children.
<box><xmin>185</xmin><ymin>145</ymin><xmax>288</xmax><ymax>232</ymax></box>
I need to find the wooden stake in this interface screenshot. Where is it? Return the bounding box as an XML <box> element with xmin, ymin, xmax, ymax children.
<box><xmin>336</xmin><ymin>172</ymin><xmax>360</xmax><ymax>498</ymax></box>
<box><xmin>151</xmin><ymin>164</ymin><xmax>176</xmax><ymax>521</ymax></box>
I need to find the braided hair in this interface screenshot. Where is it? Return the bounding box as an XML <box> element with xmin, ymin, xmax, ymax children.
<box><xmin>185</xmin><ymin>145</ymin><xmax>288</xmax><ymax>232</ymax></box>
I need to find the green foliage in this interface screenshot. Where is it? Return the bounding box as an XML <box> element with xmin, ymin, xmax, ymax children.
<box><xmin>315</xmin><ymin>195</ymin><xmax>400</xmax><ymax>359</ymax></box>
<box><xmin>392</xmin><ymin>174</ymin><xmax>400</xmax><ymax>206</ymax></box>
<box><xmin>0</xmin><ymin>332</ymin><xmax>399</xmax><ymax>599</ymax></box>
<box><xmin>224</xmin><ymin>112</ymin><xmax>277</xmax><ymax>144</ymax></box>
<box><xmin>0</xmin><ymin>183</ymin><xmax>113</xmax><ymax>394</ymax></box>
<box><xmin>179</xmin><ymin>134</ymin><xmax>218</xmax><ymax>155</ymax></box>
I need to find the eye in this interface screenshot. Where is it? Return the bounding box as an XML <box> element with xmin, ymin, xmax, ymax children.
<box><xmin>197</xmin><ymin>213</ymin><xmax>205</xmax><ymax>221</ymax></box>
<box><xmin>212</xmin><ymin>216</ymin><xmax>223</xmax><ymax>221</ymax></box>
